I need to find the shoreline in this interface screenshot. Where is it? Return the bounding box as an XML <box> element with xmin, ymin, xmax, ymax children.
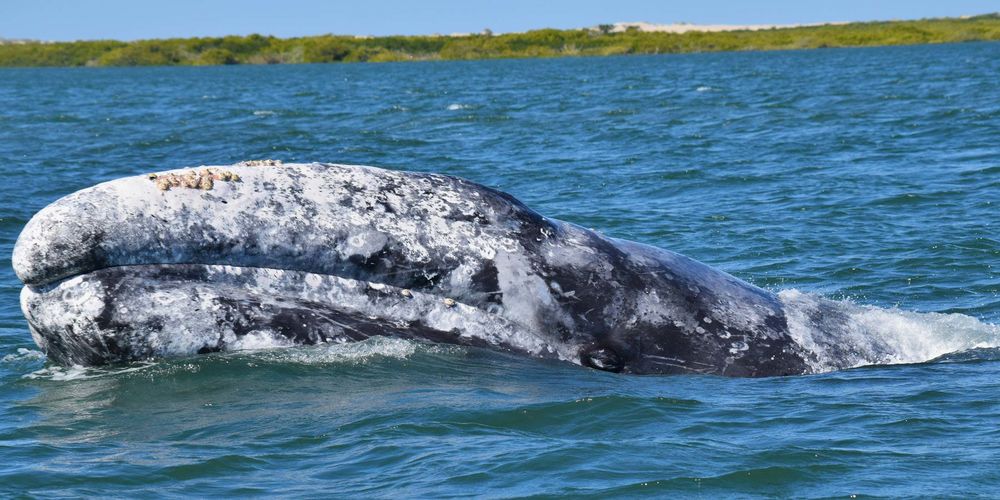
<box><xmin>2</xmin><ymin>40</ymin><xmax>995</xmax><ymax>71</ymax></box>
<box><xmin>0</xmin><ymin>13</ymin><xmax>996</xmax><ymax>68</ymax></box>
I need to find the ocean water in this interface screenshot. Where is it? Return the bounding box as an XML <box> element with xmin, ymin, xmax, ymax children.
<box><xmin>1</xmin><ymin>42</ymin><xmax>998</xmax><ymax>497</ymax></box>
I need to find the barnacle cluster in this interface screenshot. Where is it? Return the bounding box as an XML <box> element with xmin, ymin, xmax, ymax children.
<box><xmin>149</xmin><ymin>168</ymin><xmax>241</xmax><ymax>191</ymax></box>
<box><xmin>235</xmin><ymin>159</ymin><xmax>283</xmax><ymax>167</ymax></box>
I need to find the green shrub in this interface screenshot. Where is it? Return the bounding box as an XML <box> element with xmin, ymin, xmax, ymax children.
<box><xmin>303</xmin><ymin>37</ymin><xmax>351</xmax><ymax>62</ymax></box>
<box><xmin>195</xmin><ymin>48</ymin><xmax>238</xmax><ymax>65</ymax></box>
<box><xmin>0</xmin><ymin>14</ymin><xmax>997</xmax><ymax>67</ymax></box>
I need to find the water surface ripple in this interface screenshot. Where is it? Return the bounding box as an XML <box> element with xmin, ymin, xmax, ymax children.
<box><xmin>1</xmin><ymin>43</ymin><xmax>998</xmax><ymax>497</ymax></box>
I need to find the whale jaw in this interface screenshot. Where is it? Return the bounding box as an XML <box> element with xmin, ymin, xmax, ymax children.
<box><xmin>20</xmin><ymin>264</ymin><xmax>557</xmax><ymax>366</ymax></box>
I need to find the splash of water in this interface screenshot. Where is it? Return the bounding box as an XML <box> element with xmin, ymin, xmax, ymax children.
<box><xmin>16</xmin><ymin>337</ymin><xmax>457</xmax><ymax>382</ymax></box>
<box><xmin>779</xmin><ymin>289</ymin><xmax>1000</xmax><ymax>373</ymax></box>
<box><xmin>1</xmin><ymin>347</ymin><xmax>45</xmax><ymax>363</ymax></box>
<box><xmin>241</xmin><ymin>336</ymin><xmax>442</xmax><ymax>365</ymax></box>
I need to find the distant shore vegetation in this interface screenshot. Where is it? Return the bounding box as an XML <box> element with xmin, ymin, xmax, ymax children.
<box><xmin>1</xmin><ymin>14</ymin><xmax>998</xmax><ymax>67</ymax></box>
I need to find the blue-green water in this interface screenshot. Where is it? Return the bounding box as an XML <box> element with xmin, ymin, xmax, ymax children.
<box><xmin>1</xmin><ymin>42</ymin><xmax>999</xmax><ymax>497</ymax></box>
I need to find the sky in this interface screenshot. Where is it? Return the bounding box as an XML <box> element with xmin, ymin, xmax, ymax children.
<box><xmin>1</xmin><ymin>0</ymin><xmax>997</xmax><ymax>41</ymax></box>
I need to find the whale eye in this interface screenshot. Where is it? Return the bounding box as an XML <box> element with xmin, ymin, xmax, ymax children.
<box><xmin>581</xmin><ymin>345</ymin><xmax>623</xmax><ymax>373</ymax></box>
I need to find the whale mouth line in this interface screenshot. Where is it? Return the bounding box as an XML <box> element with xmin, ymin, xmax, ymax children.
<box><xmin>25</xmin><ymin>262</ymin><xmax>424</xmax><ymax>301</ymax></box>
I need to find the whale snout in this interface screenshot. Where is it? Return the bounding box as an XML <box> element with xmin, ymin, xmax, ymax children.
<box><xmin>13</xmin><ymin>200</ymin><xmax>108</xmax><ymax>287</ymax></box>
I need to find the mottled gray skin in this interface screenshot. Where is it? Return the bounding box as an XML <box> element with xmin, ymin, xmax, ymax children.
<box><xmin>15</xmin><ymin>162</ymin><xmax>819</xmax><ymax>376</ymax></box>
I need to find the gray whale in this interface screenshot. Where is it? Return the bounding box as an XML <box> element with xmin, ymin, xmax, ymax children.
<box><xmin>14</xmin><ymin>161</ymin><xmax>876</xmax><ymax>376</ymax></box>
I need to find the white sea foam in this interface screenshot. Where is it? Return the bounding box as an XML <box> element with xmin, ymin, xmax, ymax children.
<box><xmin>1</xmin><ymin>347</ymin><xmax>46</xmax><ymax>363</ymax></box>
<box><xmin>252</xmin><ymin>110</ymin><xmax>276</xmax><ymax>116</ymax></box>
<box><xmin>245</xmin><ymin>337</ymin><xmax>440</xmax><ymax>365</ymax></box>
<box><xmin>446</xmin><ymin>103</ymin><xmax>471</xmax><ymax>110</ymax></box>
<box><xmin>696</xmin><ymin>86</ymin><xmax>713</xmax><ymax>92</ymax></box>
<box><xmin>25</xmin><ymin>364</ymin><xmax>91</xmax><ymax>381</ymax></box>
<box><xmin>228</xmin><ymin>331</ymin><xmax>297</xmax><ymax>351</ymax></box>
<box><xmin>24</xmin><ymin>361</ymin><xmax>158</xmax><ymax>381</ymax></box>
<box><xmin>779</xmin><ymin>289</ymin><xmax>1000</xmax><ymax>373</ymax></box>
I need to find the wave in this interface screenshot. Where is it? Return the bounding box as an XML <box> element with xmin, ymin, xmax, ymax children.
<box><xmin>24</xmin><ymin>361</ymin><xmax>158</xmax><ymax>381</ymax></box>
<box><xmin>1</xmin><ymin>347</ymin><xmax>45</xmax><ymax>363</ymax></box>
<box><xmin>16</xmin><ymin>337</ymin><xmax>458</xmax><ymax>381</ymax></box>
<box><xmin>779</xmin><ymin>289</ymin><xmax>1000</xmax><ymax>373</ymax></box>
<box><xmin>234</xmin><ymin>336</ymin><xmax>450</xmax><ymax>365</ymax></box>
